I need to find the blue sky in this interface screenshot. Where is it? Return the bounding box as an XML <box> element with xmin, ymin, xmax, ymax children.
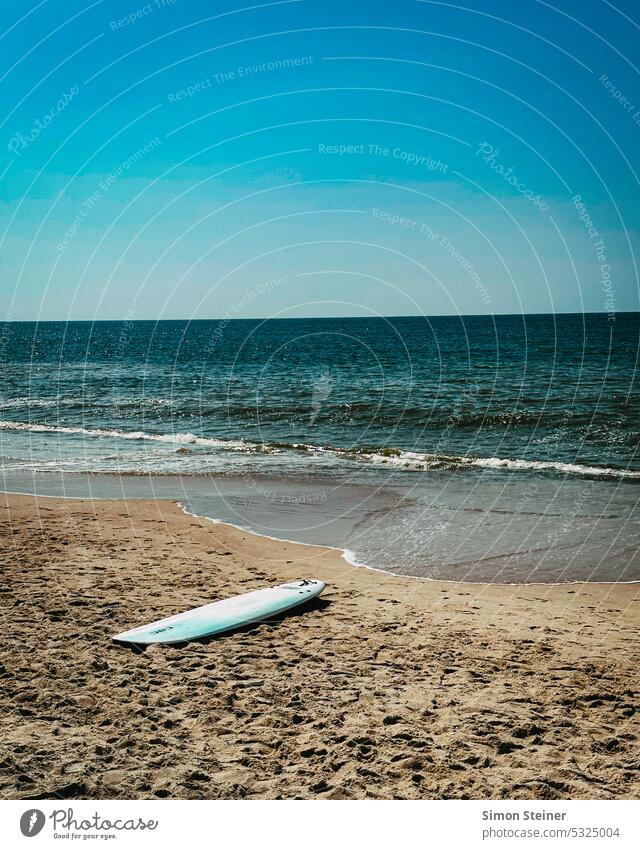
<box><xmin>1</xmin><ymin>0</ymin><xmax>639</xmax><ymax>320</ymax></box>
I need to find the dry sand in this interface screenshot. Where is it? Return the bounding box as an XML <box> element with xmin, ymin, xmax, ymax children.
<box><xmin>0</xmin><ymin>491</ymin><xmax>638</xmax><ymax>800</ymax></box>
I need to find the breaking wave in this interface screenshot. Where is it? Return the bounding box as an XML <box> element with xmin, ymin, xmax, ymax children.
<box><xmin>0</xmin><ymin>419</ymin><xmax>638</xmax><ymax>480</ymax></box>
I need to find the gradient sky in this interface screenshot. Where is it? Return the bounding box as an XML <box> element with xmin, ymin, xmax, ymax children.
<box><xmin>1</xmin><ymin>0</ymin><xmax>639</xmax><ymax>320</ymax></box>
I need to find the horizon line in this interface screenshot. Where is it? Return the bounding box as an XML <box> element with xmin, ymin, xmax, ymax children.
<box><xmin>2</xmin><ymin>309</ymin><xmax>637</xmax><ymax>323</ymax></box>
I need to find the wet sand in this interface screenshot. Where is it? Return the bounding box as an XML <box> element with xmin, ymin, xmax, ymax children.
<box><xmin>0</xmin><ymin>491</ymin><xmax>638</xmax><ymax>800</ymax></box>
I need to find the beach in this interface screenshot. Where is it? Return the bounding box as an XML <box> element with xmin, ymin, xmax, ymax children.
<box><xmin>1</xmin><ymin>491</ymin><xmax>638</xmax><ymax>801</ymax></box>
<box><xmin>2</xmin><ymin>315</ymin><xmax>639</xmax><ymax>584</ymax></box>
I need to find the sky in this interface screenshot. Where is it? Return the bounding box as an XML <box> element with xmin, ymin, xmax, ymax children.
<box><xmin>1</xmin><ymin>0</ymin><xmax>639</xmax><ymax>321</ymax></box>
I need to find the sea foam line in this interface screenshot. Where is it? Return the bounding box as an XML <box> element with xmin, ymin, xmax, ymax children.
<box><xmin>176</xmin><ymin>503</ymin><xmax>640</xmax><ymax>587</ymax></box>
<box><xmin>0</xmin><ymin>419</ymin><xmax>245</xmax><ymax>450</ymax></box>
<box><xmin>0</xmin><ymin>419</ymin><xmax>638</xmax><ymax>479</ymax></box>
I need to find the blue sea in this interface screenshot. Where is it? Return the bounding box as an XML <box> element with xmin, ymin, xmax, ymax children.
<box><xmin>1</xmin><ymin>314</ymin><xmax>638</xmax><ymax>582</ymax></box>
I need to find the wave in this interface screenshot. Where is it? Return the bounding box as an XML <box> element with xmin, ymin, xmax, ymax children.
<box><xmin>0</xmin><ymin>419</ymin><xmax>247</xmax><ymax>450</ymax></box>
<box><xmin>0</xmin><ymin>419</ymin><xmax>638</xmax><ymax>480</ymax></box>
<box><xmin>0</xmin><ymin>396</ymin><xmax>174</xmax><ymax>409</ymax></box>
<box><xmin>321</xmin><ymin>444</ymin><xmax>640</xmax><ymax>478</ymax></box>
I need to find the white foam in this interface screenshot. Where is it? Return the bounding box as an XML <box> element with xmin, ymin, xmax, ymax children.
<box><xmin>358</xmin><ymin>449</ymin><xmax>640</xmax><ymax>479</ymax></box>
<box><xmin>0</xmin><ymin>420</ymin><xmax>246</xmax><ymax>451</ymax></box>
<box><xmin>0</xmin><ymin>419</ymin><xmax>638</xmax><ymax>479</ymax></box>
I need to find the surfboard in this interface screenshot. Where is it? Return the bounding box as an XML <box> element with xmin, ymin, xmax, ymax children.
<box><xmin>113</xmin><ymin>579</ymin><xmax>326</xmax><ymax>645</ymax></box>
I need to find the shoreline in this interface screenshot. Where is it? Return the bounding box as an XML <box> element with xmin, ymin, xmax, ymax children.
<box><xmin>3</xmin><ymin>468</ymin><xmax>639</xmax><ymax>584</ymax></box>
<box><xmin>176</xmin><ymin>499</ymin><xmax>640</xmax><ymax>588</ymax></box>
<box><xmin>1</xmin><ymin>491</ymin><xmax>638</xmax><ymax>800</ymax></box>
<box><xmin>4</xmin><ymin>484</ymin><xmax>637</xmax><ymax>587</ymax></box>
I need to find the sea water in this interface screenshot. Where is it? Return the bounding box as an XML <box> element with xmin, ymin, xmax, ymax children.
<box><xmin>0</xmin><ymin>314</ymin><xmax>638</xmax><ymax>582</ymax></box>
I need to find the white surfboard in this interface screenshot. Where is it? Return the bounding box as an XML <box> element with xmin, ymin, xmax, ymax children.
<box><xmin>113</xmin><ymin>579</ymin><xmax>326</xmax><ymax>645</ymax></box>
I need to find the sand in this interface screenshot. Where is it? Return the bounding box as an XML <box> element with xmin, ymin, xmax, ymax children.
<box><xmin>0</xmin><ymin>491</ymin><xmax>638</xmax><ymax>800</ymax></box>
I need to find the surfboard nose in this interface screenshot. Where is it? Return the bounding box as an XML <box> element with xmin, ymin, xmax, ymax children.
<box><xmin>299</xmin><ymin>579</ymin><xmax>325</xmax><ymax>594</ymax></box>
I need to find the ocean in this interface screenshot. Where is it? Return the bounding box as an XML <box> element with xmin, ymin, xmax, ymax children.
<box><xmin>1</xmin><ymin>313</ymin><xmax>638</xmax><ymax>582</ymax></box>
